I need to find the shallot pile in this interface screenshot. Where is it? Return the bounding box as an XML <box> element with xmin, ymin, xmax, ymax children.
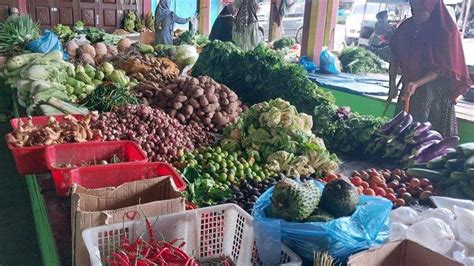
<box><xmin>91</xmin><ymin>104</ymin><xmax>214</xmax><ymax>161</ymax></box>
<box><xmin>7</xmin><ymin>114</ymin><xmax>101</xmax><ymax>147</ymax></box>
<box><xmin>151</xmin><ymin>76</ymin><xmax>244</xmax><ymax>131</ymax></box>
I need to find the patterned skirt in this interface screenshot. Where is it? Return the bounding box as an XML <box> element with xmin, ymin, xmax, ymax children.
<box><xmin>395</xmin><ymin>78</ymin><xmax>458</xmax><ymax>137</ymax></box>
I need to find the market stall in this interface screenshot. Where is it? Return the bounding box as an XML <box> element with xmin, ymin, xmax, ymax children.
<box><xmin>1</xmin><ymin>12</ymin><xmax>474</xmax><ymax>266</ymax></box>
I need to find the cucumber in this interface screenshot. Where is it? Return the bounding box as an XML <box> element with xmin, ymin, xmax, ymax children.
<box><xmin>466</xmin><ymin>168</ymin><xmax>474</xmax><ymax>178</ymax></box>
<box><xmin>444</xmin><ymin>148</ymin><xmax>460</xmax><ymax>159</ymax></box>
<box><xmin>445</xmin><ymin>159</ymin><xmax>464</xmax><ymax>171</ymax></box>
<box><xmin>450</xmin><ymin>172</ymin><xmax>467</xmax><ymax>182</ymax></box>
<box><xmin>446</xmin><ymin>185</ymin><xmax>465</xmax><ymax>199</ymax></box>
<box><xmin>427</xmin><ymin>155</ymin><xmax>447</xmax><ymax>169</ymax></box>
<box><xmin>461</xmin><ymin>186</ymin><xmax>474</xmax><ymax>199</ymax></box>
<box><xmin>464</xmin><ymin>155</ymin><xmax>474</xmax><ymax>169</ymax></box>
<box><xmin>411</xmin><ymin>162</ymin><xmax>428</xmax><ymax>168</ymax></box>
<box><xmin>456</xmin><ymin>143</ymin><xmax>474</xmax><ymax>157</ymax></box>
<box><xmin>407</xmin><ymin>168</ymin><xmax>443</xmax><ymax>181</ymax></box>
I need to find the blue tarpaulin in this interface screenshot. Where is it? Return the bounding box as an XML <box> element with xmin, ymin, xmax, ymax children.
<box><xmin>308</xmin><ymin>72</ymin><xmax>390</xmax><ymax>96</ymax></box>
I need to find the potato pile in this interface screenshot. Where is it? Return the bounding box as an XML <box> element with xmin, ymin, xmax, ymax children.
<box><xmin>66</xmin><ymin>42</ymin><xmax>118</xmax><ymax>66</ymax></box>
<box><xmin>152</xmin><ymin>76</ymin><xmax>244</xmax><ymax>131</ymax></box>
<box><xmin>119</xmin><ymin>55</ymin><xmax>180</xmax><ymax>85</ymax></box>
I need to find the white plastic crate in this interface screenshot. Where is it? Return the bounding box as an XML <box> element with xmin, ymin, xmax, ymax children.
<box><xmin>82</xmin><ymin>204</ymin><xmax>301</xmax><ymax>266</ymax></box>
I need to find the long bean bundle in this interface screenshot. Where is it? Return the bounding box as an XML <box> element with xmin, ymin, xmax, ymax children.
<box><xmin>0</xmin><ymin>15</ymin><xmax>40</xmax><ymax>55</ymax></box>
<box><xmin>83</xmin><ymin>82</ymin><xmax>139</xmax><ymax>112</ymax></box>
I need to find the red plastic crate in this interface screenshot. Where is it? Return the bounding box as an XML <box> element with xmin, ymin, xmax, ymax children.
<box><xmin>45</xmin><ymin>141</ymin><xmax>148</xmax><ymax>196</ymax></box>
<box><xmin>6</xmin><ymin>115</ymin><xmax>88</xmax><ymax>175</ymax></box>
<box><xmin>63</xmin><ymin>162</ymin><xmax>186</xmax><ymax>196</ymax></box>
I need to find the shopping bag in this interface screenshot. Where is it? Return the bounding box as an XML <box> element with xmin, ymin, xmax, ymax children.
<box><xmin>26</xmin><ymin>30</ymin><xmax>68</xmax><ymax>60</ymax></box>
<box><xmin>253</xmin><ymin>181</ymin><xmax>392</xmax><ymax>264</ymax></box>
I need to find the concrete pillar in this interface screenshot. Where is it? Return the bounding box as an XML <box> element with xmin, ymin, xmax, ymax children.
<box><xmin>300</xmin><ymin>0</ymin><xmax>339</xmax><ymax>64</ymax></box>
<box><xmin>198</xmin><ymin>0</ymin><xmax>211</xmax><ymax>35</ymax></box>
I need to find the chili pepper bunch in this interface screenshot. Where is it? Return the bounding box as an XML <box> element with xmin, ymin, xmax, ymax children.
<box><xmin>105</xmin><ymin>219</ymin><xmax>197</xmax><ymax>266</ymax></box>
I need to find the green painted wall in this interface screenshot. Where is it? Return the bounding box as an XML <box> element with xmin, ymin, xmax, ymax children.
<box><xmin>322</xmin><ymin>88</ymin><xmax>474</xmax><ymax>143</ymax></box>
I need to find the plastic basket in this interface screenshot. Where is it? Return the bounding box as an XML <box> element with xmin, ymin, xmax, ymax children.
<box><xmin>6</xmin><ymin>115</ymin><xmax>89</xmax><ymax>175</ymax></box>
<box><xmin>45</xmin><ymin>141</ymin><xmax>148</xmax><ymax>196</ymax></box>
<box><xmin>66</xmin><ymin>162</ymin><xmax>186</xmax><ymax>194</ymax></box>
<box><xmin>82</xmin><ymin>204</ymin><xmax>301</xmax><ymax>266</ymax></box>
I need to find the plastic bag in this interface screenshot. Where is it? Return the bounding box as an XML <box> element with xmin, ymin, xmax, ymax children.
<box><xmin>26</xmin><ymin>30</ymin><xmax>68</xmax><ymax>60</ymax></box>
<box><xmin>319</xmin><ymin>47</ymin><xmax>341</xmax><ymax>74</ymax></box>
<box><xmin>298</xmin><ymin>56</ymin><xmax>317</xmax><ymax>73</ymax></box>
<box><xmin>453</xmin><ymin>206</ymin><xmax>474</xmax><ymax>255</ymax></box>
<box><xmin>253</xmin><ymin>181</ymin><xmax>392</xmax><ymax>264</ymax></box>
<box><xmin>406</xmin><ymin>217</ymin><xmax>456</xmax><ymax>256</ymax></box>
<box><xmin>390</xmin><ymin>223</ymin><xmax>409</xmax><ymax>242</ymax></box>
<box><xmin>418</xmin><ymin>208</ymin><xmax>455</xmax><ymax>225</ymax></box>
<box><xmin>391</xmin><ymin>206</ymin><xmax>419</xmax><ymax>225</ymax></box>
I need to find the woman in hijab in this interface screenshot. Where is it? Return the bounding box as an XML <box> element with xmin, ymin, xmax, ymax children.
<box><xmin>233</xmin><ymin>0</ymin><xmax>260</xmax><ymax>51</ymax></box>
<box><xmin>209</xmin><ymin>4</ymin><xmax>236</xmax><ymax>42</ymax></box>
<box><xmin>389</xmin><ymin>0</ymin><xmax>472</xmax><ymax>137</ymax></box>
<box><xmin>155</xmin><ymin>0</ymin><xmax>191</xmax><ymax>45</ymax></box>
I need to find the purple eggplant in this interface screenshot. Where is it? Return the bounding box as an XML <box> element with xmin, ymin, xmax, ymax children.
<box><xmin>415</xmin><ymin>136</ymin><xmax>460</xmax><ymax>163</ymax></box>
<box><xmin>392</xmin><ymin>114</ymin><xmax>413</xmax><ymax>136</ymax></box>
<box><xmin>413</xmin><ymin>122</ymin><xmax>432</xmax><ymax>137</ymax></box>
<box><xmin>379</xmin><ymin>111</ymin><xmax>407</xmax><ymax>135</ymax></box>
<box><xmin>411</xmin><ymin>130</ymin><xmax>443</xmax><ymax>144</ymax></box>
<box><xmin>408</xmin><ymin>139</ymin><xmax>441</xmax><ymax>160</ymax></box>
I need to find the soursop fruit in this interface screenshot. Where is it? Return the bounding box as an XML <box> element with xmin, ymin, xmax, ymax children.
<box><xmin>268</xmin><ymin>178</ymin><xmax>321</xmax><ymax>222</ymax></box>
<box><xmin>319</xmin><ymin>179</ymin><xmax>359</xmax><ymax>218</ymax></box>
<box><xmin>305</xmin><ymin>208</ymin><xmax>335</xmax><ymax>222</ymax></box>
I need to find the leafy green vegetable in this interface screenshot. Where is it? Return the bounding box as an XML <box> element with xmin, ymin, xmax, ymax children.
<box><xmin>0</xmin><ymin>15</ymin><xmax>40</xmax><ymax>55</ymax></box>
<box><xmin>52</xmin><ymin>24</ymin><xmax>76</xmax><ymax>42</ymax></box>
<box><xmin>272</xmin><ymin>37</ymin><xmax>295</xmax><ymax>50</ymax></box>
<box><xmin>175</xmin><ymin>30</ymin><xmax>209</xmax><ymax>47</ymax></box>
<box><xmin>338</xmin><ymin>46</ymin><xmax>386</xmax><ymax>74</ymax></box>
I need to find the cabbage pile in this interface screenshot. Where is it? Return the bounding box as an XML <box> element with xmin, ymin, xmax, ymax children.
<box><xmin>221</xmin><ymin>98</ymin><xmax>338</xmax><ymax>176</ymax></box>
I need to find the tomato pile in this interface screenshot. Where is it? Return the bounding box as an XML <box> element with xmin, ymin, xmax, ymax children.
<box><xmin>349</xmin><ymin>168</ymin><xmax>434</xmax><ymax>207</ymax></box>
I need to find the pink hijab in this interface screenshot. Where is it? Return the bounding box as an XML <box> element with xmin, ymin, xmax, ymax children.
<box><xmin>391</xmin><ymin>0</ymin><xmax>472</xmax><ymax>100</ymax></box>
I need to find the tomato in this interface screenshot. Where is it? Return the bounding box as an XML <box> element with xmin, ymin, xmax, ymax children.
<box><xmin>374</xmin><ymin>187</ymin><xmax>386</xmax><ymax>197</ymax></box>
<box><xmin>420</xmin><ymin>178</ymin><xmax>431</xmax><ymax>188</ymax></box>
<box><xmin>395</xmin><ymin>198</ymin><xmax>406</xmax><ymax>207</ymax></box>
<box><xmin>325</xmin><ymin>174</ymin><xmax>338</xmax><ymax>182</ymax></box>
<box><xmin>378</xmin><ymin>182</ymin><xmax>388</xmax><ymax>190</ymax></box>
<box><xmin>370</xmin><ymin>181</ymin><xmax>379</xmax><ymax>190</ymax></box>
<box><xmin>409</xmin><ymin>178</ymin><xmax>421</xmax><ymax>188</ymax></box>
<box><xmin>385</xmin><ymin>188</ymin><xmax>395</xmax><ymax>194</ymax></box>
<box><xmin>357</xmin><ymin>186</ymin><xmax>364</xmax><ymax>194</ymax></box>
<box><xmin>350</xmin><ymin>176</ymin><xmax>363</xmax><ymax>186</ymax></box>
<box><xmin>385</xmin><ymin>193</ymin><xmax>397</xmax><ymax>202</ymax></box>
<box><xmin>371</xmin><ymin>175</ymin><xmax>384</xmax><ymax>185</ymax></box>
<box><xmin>363</xmin><ymin>188</ymin><xmax>376</xmax><ymax>196</ymax></box>
<box><xmin>360</xmin><ymin>181</ymin><xmax>370</xmax><ymax>189</ymax></box>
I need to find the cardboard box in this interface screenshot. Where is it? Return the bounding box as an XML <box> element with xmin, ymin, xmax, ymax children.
<box><xmin>348</xmin><ymin>240</ymin><xmax>462</xmax><ymax>266</ymax></box>
<box><xmin>71</xmin><ymin>176</ymin><xmax>185</xmax><ymax>266</ymax></box>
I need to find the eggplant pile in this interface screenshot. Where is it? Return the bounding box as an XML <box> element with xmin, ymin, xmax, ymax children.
<box><xmin>407</xmin><ymin>143</ymin><xmax>474</xmax><ymax>200</ymax></box>
<box><xmin>366</xmin><ymin>111</ymin><xmax>460</xmax><ymax>165</ymax></box>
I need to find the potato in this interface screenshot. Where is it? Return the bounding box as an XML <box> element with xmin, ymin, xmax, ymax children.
<box><xmin>206</xmin><ymin>112</ymin><xmax>215</xmax><ymax>119</ymax></box>
<box><xmin>193</xmin><ymin>88</ymin><xmax>204</xmax><ymax>98</ymax></box>
<box><xmin>204</xmin><ymin>103</ymin><xmax>219</xmax><ymax>113</ymax></box>
<box><xmin>199</xmin><ymin>96</ymin><xmax>209</xmax><ymax>107</ymax></box>
<box><xmin>207</xmin><ymin>94</ymin><xmax>218</xmax><ymax>104</ymax></box>
<box><xmin>173</xmin><ymin>102</ymin><xmax>183</xmax><ymax>110</ymax></box>
<box><xmin>198</xmin><ymin>76</ymin><xmax>208</xmax><ymax>83</ymax></box>
<box><xmin>203</xmin><ymin>118</ymin><xmax>211</xmax><ymax>125</ymax></box>
<box><xmin>169</xmin><ymin>110</ymin><xmax>177</xmax><ymax>118</ymax></box>
<box><xmin>190</xmin><ymin>77</ymin><xmax>200</xmax><ymax>85</ymax></box>
<box><xmin>164</xmin><ymin>89</ymin><xmax>174</xmax><ymax>98</ymax></box>
<box><xmin>184</xmin><ymin>105</ymin><xmax>193</xmax><ymax>115</ymax></box>
<box><xmin>219</xmin><ymin>92</ymin><xmax>227</xmax><ymax>99</ymax></box>
<box><xmin>189</xmin><ymin>98</ymin><xmax>200</xmax><ymax>109</ymax></box>
<box><xmin>205</xmin><ymin>85</ymin><xmax>215</xmax><ymax>95</ymax></box>
<box><xmin>213</xmin><ymin>112</ymin><xmax>229</xmax><ymax>127</ymax></box>
<box><xmin>221</xmin><ymin>98</ymin><xmax>230</xmax><ymax>106</ymax></box>
<box><xmin>228</xmin><ymin>92</ymin><xmax>238</xmax><ymax>102</ymax></box>
<box><xmin>226</xmin><ymin>102</ymin><xmax>239</xmax><ymax>113</ymax></box>
<box><xmin>176</xmin><ymin>113</ymin><xmax>186</xmax><ymax>123</ymax></box>
<box><xmin>175</xmin><ymin>95</ymin><xmax>187</xmax><ymax>103</ymax></box>
<box><xmin>197</xmin><ymin>110</ymin><xmax>206</xmax><ymax>117</ymax></box>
